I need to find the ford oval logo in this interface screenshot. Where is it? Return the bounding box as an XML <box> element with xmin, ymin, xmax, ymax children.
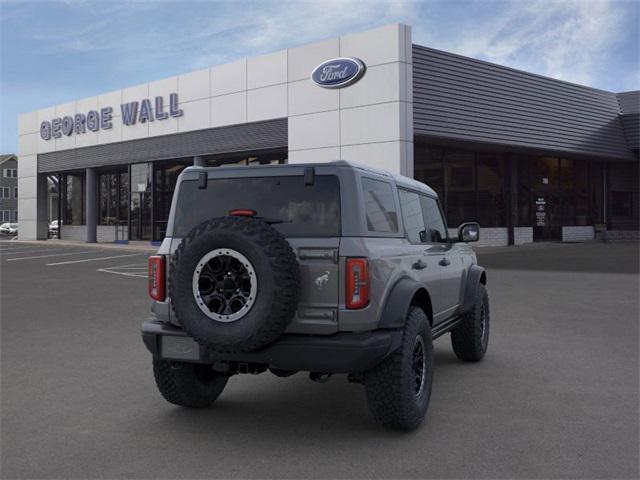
<box><xmin>311</xmin><ymin>57</ymin><xmax>366</xmax><ymax>89</ymax></box>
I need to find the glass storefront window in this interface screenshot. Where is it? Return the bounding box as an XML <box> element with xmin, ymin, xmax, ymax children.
<box><xmin>62</xmin><ymin>173</ymin><xmax>85</xmax><ymax>225</ymax></box>
<box><xmin>477</xmin><ymin>154</ymin><xmax>506</xmax><ymax>227</ymax></box>
<box><xmin>98</xmin><ymin>169</ymin><xmax>128</xmax><ymax>225</ymax></box>
<box><xmin>444</xmin><ymin>151</ymin><xmax>476</xmax><ymax>227</ymax></box>
<box><xmin>414</xmin><ymin>144</ymin><xmax>444</xmax><ymax>199</ymax></box>
<box><xmin>517</xmin><ymin>157</ymin><xmax>532</xmax><ymax>227</ymax></box>
<box><xmin>154</xmin><ymin>161</ymin><xmax>191</xmax><ymax>240</ymax></box>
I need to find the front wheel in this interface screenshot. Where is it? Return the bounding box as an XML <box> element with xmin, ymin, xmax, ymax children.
<box><xmin>153</xmin><ymin>359</ymin><xmax>228</xmax><ymax>408</ymax></box>
<box><xmin>364</xmin><ymin>306</ymin><xmax>433</xmax><ymax>430</ymax></box>
<box><xmin>451</xmin><ymin>283</ymin><xmax>490</xmax><ymax>362</ymax></box>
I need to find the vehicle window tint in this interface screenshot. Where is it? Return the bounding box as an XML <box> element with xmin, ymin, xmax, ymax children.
<box><xmin>173</xmin><ymin>175</ymin><xmax>340</xmax><ymax>238</ymax></box>
<box><xmin>361</xmin><ymin>178</ymin><xmax>398</xmax><ymax>233</ymax></box>
<box><xmin>420</xmin><ymin>196</ymin><xmax>448</xmax><ymax>242</ymax></box>
<box><xmin>399</xmin><ymin>189</ymin><xmax>427</xmax><ymax>243</ymax></box>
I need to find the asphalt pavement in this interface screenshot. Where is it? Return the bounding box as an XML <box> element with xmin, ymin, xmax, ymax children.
<box><xmin>1</xmin><ymin>240</ymin><xmax>638</xmax><ymax>479</ymax></box>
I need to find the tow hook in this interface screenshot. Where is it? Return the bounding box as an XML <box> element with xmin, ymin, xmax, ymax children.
<box><xmin>309</xmin><ymin>372</ymin><xmax>332</xmax><ymax>383</ymax></box>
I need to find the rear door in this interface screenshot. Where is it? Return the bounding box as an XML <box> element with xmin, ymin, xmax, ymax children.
<box><xmin>397</xmin><ymin>188</ymin><xmax>447</xmax><ymax>321</ymax></box>
<box><xmin>421</xmin><ymin>195</ymin><xmax>463</xmax><ymax>321</ymax></box>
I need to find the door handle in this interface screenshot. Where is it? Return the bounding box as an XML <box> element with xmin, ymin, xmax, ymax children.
<box><xmin>439</xmin><ymin>258</ymin><xmax>451</xmax><ymax>267</ymax></box>
<box><xmin>412</xmin><ymin>260</ymin><xmax>427</xmax><ymax>270</ymax></box>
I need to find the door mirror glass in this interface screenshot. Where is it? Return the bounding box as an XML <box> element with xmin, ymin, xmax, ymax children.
<box><xmin>458</xmin><ymin>222</ymin><xmax>480</xmax><ymax>242</ymax></box>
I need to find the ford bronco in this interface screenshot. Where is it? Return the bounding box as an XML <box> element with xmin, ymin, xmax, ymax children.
<box><xmin>142</xmin><ymin>161</ymin><xmax>489</xmax><ymax>430</ymax></box>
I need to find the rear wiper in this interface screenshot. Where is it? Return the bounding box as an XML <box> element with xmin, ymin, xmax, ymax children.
<box><xmin>256</xmin><ymin>217</ymin><xmax>291</xmax><ymax>225</ymax></box>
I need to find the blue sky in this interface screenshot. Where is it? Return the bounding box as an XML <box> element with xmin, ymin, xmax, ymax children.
<box><xmin>1</xmin><ymin>0</ymin><xmax>638</xmax><ymax>153</ymax></box>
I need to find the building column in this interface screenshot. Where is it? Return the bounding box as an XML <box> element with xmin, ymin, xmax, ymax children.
<box><xmin>85</xmin><ymin>167</ymin><xmax>97</xmax><ymax>243</ymax></box>
<box><xmin>193</xmin><ymin>156</ymin><xmax>206</xmax><ymax>167</ymax></box>
<box><xmin>506</xmin><ymin>157</ymin><xmax>518</xmax><ymax>245</ymax></box>
<box><xmin>36</xmin><ymin>173</ymin><xmax>49</xmax><ymax>239</ymax></box>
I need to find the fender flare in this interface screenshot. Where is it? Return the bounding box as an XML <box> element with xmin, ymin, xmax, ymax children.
<box><xmin>460</xmin><ymin>265</ymin><xmax>487</xmax><ymax>313</ymax></box>
<box><xmin>378</xmin><ymin>277</ymin><xmax>431</xmax><ymax>329</ymax></box>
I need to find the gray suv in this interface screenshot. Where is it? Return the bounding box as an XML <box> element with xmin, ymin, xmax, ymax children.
<box><xmin>142</xmin><ymin>161</ymin><xmax>489</xmax><ymax>430</ymax></box>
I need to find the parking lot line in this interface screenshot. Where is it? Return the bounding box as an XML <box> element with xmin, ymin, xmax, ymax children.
<box><xmin>1</xmin><ymin>248</ymin><xmax>72</xmax><ymax>256</ymax></box>
<box><xmin>6</xmin><ymin>250</ymin><xmax>99</xmax><ymax>262</ymax></box>
<box><xmin>0</xmin><ymin>246</ymin><xmax>51</xmax><ymax>253</ymax></box>
<box><xmin>97</xmin><ymin>264</ymin><xmax>148</xmax><ymax>278</ymax></box>
<box><xmin>46</xmin><ymin>253</ymin><xmax>144</xmax><ymax>266</ymax></box>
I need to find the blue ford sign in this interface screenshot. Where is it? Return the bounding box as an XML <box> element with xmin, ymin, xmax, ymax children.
<box><xmin>311</xmin><ymin>57</ymin><xmax>366</xmax><ymax>89</ymax></box>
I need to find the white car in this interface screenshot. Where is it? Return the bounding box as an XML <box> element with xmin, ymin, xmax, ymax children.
<box><xmin>49</xmin><ymin>220</ymin><xmax>60</xmax><ymax>238</ymax></box>
<box><xmin>0</xmin><ymin>223</ymin><xmax>18</xmax><ymax>236</ymax></box>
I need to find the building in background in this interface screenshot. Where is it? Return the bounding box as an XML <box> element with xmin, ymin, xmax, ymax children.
<box><xmin>17</xmin><ymin>24</ymin><xmax>639</xmax><ymax>245</ymax></box>
<box><xmin>0</xmin><ymin>154</ymin><xmax>18</xmax><ymax>224</ymax></box>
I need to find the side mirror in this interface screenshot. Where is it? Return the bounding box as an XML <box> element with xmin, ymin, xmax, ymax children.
<box><xmin>458</xmin><ymin>222</ymin><xmax>480</xmax><ymax>242</ymax></box>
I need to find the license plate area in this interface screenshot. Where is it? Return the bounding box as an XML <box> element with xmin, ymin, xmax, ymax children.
<box><xmin>161</xmin><ymin>336</ymin><xmax>201</xmax><ymax>361</ymax></box>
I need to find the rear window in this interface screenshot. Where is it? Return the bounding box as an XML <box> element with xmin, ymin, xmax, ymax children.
<box><xmin>172</xmin><ymin>175</ymin><xmax>341</xmax><ymax>237</ymax></box>
<box><xmin>361</xmin><ymin>177</ymin><xmax>398</xmax><ymax>233</ymax></box>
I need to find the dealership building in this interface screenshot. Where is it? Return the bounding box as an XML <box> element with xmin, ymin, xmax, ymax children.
<box><xmin>17</xmin><ymin>24</ymin><xmax>639</xmax><ymax>246</ymax></box>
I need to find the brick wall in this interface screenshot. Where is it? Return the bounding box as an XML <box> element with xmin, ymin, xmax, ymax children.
<box><xmin>604</xmin><ymin>230</ymin><xmax>640</xmax><ymax>242</ymax></box>
<box><xmin>514</xmin><ymin>227</ymin><xmax>533</xmax><ymax>245</ymax></box>
<box><xmin>60</xmin><ymin>225</ymin><xmax>86</xmax><ymax>241</ymax></box>
<box><xmin>562</xmin><ymin>226</ymin><xmax>594</xmax><ymax>242</ymax></box>
<box><xmin>448</xmin><ymin>227</ymin><xmax>509</xmax><ymax>246</ymax></box>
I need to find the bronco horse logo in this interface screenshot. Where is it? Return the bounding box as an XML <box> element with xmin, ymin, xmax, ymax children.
<box><xmin>315</xmin><ymin>271</ymin><xmax>331</xmax><ymax>289</ymax></box>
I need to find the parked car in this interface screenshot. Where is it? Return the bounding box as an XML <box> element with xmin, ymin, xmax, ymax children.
<box><xmin>49</xmin><ymin>220</ymin><xmax>60</xmax><ymax>238</ymax></box>
<box><xmin>142</xmin><ymin>161</ymin><xmax>488</xmax><ymax>430</ymax></box>
<box><xmin>0</xmin><ymin>223</ymin><xmax>18</xmax><ymax>236</ymax></box>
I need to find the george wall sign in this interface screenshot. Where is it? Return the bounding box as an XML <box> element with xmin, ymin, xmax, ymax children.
<box><xmin>311</xmin><ymin>57</ymin><xmax>366</xmax><ymax>89</ymax></box>
<box><xmin>40</xmin><ymin>93</ymin><xmax>184</xmax><ymax>141</ymax></box>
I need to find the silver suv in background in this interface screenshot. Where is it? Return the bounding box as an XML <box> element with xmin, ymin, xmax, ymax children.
<box><xmin>142</xmin><ymin>161</ymin><xmax>489</xmax><ymax>430</ymax></box>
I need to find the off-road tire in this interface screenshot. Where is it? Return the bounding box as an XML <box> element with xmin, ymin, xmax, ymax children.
<box><xmin>170</xmin><ymin>216</ymin><xmax>299</xmax><ymax>353</ymax></box>
<box><xmin>451</xmin><ymin>283</ymin><xmax>489</xmax><ymax>362</ymax></box>
<box><xmin>364</xmin><ymin>306</ymin><xmax>433</xmax><ymax>430</ymax></box>
<box><xmin>153</xmin><ymin>359</ymin><xmax>228</xmax><ymax>408</ymax></box>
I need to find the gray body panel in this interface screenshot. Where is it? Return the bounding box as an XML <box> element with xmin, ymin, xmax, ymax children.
<box><xmin>151</xmin><ymin>161</ymin><xmax>482</xmax><ymax>337</ymax></box>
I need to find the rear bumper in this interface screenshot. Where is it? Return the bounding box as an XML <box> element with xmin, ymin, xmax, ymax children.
<box><xmin>141</xmin><ymin>319</ymin><xmax>402</xmax><ymax>373</ymax></box>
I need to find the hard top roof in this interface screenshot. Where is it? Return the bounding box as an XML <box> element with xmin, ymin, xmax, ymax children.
<box><xmin>187</xmin><ymin>160</ymin><xmax>438</xmax><ymax>197</ymax></box>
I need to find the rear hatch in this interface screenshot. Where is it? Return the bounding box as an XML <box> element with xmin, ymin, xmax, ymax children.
<box><xmin>168</xmin><ymin>170</ymin><xmax>342</xmax><ymax>335</ymax></box>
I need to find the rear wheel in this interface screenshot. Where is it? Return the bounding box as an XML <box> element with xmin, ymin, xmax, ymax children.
<box><xmin>153</xmin><ymin>359</ymin><xmax>228</xmax><ymax>408</ymax></box>
<box><xmin>364</xmin><ymin>306</ymin><xmax>433</xmax><ymax>430</ymax></box>
<box><xmin>451</xmin><ymin>283</ymin><xmax>490</xmax><ymax>361</ymax></box>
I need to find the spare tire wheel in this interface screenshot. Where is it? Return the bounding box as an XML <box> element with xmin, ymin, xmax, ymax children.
<box><xmin>170</xmin><ymin>216</ymin><xmax>300</xmax><ymax>353</ymax></box>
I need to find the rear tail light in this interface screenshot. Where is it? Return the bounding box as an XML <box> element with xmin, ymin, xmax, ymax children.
<box><xmin>148</xmin><ymin>255</ymin><xmax>166</xmax><ymax>301</ymax></box>
<box><xmin>346</xmin><ymin>258</ymin><xmax>369</xmax><ymax>309</ymax></box>
<box><xmin>229</xmin><ymin>209</ymin><xmax>257</xmax><ymax>217</ymax></box>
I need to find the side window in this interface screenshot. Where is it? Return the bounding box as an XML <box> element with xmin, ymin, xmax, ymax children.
<box><xmin>420</xmin><ymin>195</ymin><xmax>448</xmax><ymax>243</ymax></box>
<box><xmin>399</xmin><ymin>189</ymin><xmax>427</xmax><ymax>243</ymax></box>
<box><xmin>361</xmin><ymin>177</ymin><xmax>398</xmax><ymax>233</ymax></box>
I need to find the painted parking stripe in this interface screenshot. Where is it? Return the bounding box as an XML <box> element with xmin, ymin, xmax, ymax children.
<box><xmin>46</xmin><ymin>253</ymin><xmax>144</xmax><ymax>266</ymax></box>
<box><xmin>0</xmin><ymin>246</ymin><xmax>50</xmax><ymax>253</ymax></box>
<box><xmin>1</xmin><ymin>248</ymin><xmax>72</xmax><ymax>256</ymax></box>
<box><xmin>7</xmin><ymin>250</ymin><xmax>100</xmax><ymax>262</ymax></box>
<box><xmin>98</xmin><ymin>263</ymin><xmax>148</xmax><ymax>276</ymax></box>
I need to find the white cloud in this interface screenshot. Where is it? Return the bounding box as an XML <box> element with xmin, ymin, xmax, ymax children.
<box><xmin>414</xmin><ymin>0</ymin><xmax>636</xmax><ymax>89</ymax></box>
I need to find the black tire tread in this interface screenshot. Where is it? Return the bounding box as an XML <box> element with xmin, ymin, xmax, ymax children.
<box><xmin>170</xmin><ymin>216</ymin><xmax>299</xmax><ymax>353</ymax></box>
<box><xmin>153</xmin><ymin>359</ymin><xmax>228</xmax><ymax>408</ymax></box>
<box><xmin>364</xmin><ymin>307</ymin><xmax>433</xmax><ymax>430</ymax></box>
<box><xmin>451</xmin><ymin>283</ymin><xmax>489</xmax><ymax>362</ymax></box>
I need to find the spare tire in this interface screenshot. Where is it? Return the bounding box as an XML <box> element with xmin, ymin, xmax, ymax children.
<box><xmin>170</xmin><ymin>216</ymin><xmax>299</xmax><ymax>353</ymax></box>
